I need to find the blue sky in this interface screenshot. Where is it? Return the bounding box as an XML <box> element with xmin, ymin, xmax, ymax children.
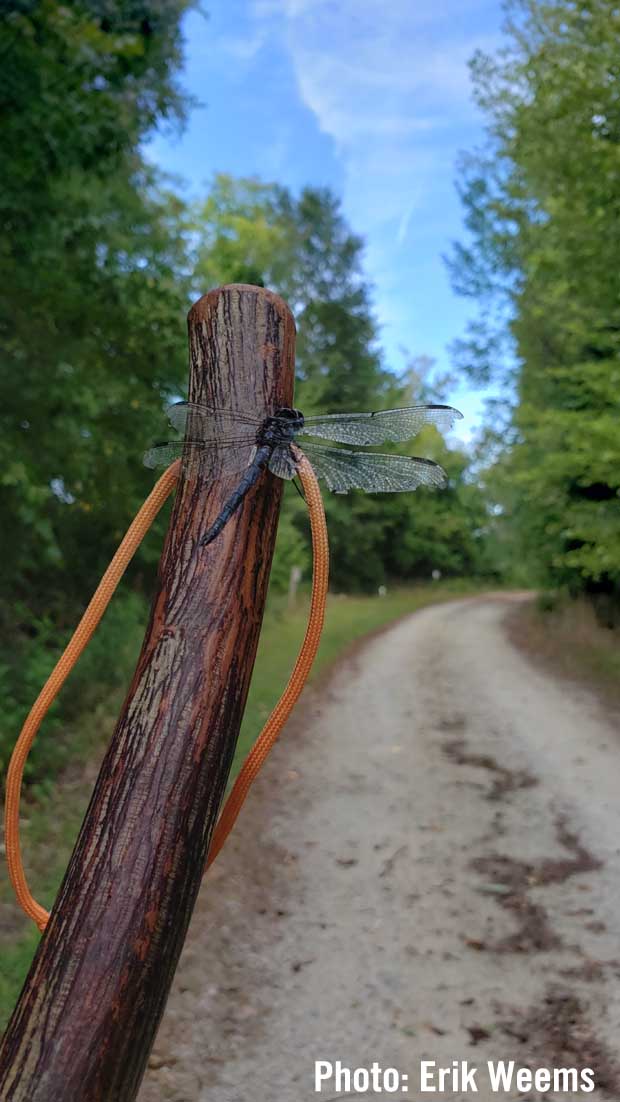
<box><xmin>147</xmin><ymin>0</ymin><xmax>505</xmax><ymax>440</ymax></box>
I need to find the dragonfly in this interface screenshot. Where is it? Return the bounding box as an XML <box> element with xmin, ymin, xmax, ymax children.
<box><xmin>144</xmin><ymin>401</ymin><xmax>463</xmax><ymax>546</ymax></box>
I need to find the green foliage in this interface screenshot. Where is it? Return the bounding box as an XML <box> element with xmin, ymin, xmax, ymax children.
<box><xmin>0</xmin><ymin>0</ymin><xmax>193</xmax><ymax>776</ymax></box>
<box><xmin>0</xmin><ymin>591</ymin><xmax>148</xmax><ymax>785</ymax></box>
<box><xmin>0</xmin><ymin>0</ymin><xmax>194</xmax><ymax>613</ymax></box>
<box><xmin>1</xmin><ymin>0</ymin><xmax>191</xmax><ymax>213</ymax></box>
<box><xmin>268</xmin><ymin>488</ymin><xmax>311</xmax><ymax>592</ymax></box>
<box><xmin>450</xmin><ymin>0</ymin><xmax>620</xmax><ymax>609</ymax></box>
<box><xmin>322</xmin><ymin>434</ymin><xmax>487</xmax><ymax>592</ymax></box>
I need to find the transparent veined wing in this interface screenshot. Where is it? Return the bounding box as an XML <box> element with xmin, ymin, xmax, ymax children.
<box><xmin>143</xmin><ymin>437</ymin><xmax>257</xmax><ymax>471</ymax></box>
<box><xmin>300</xmin><ymin>404</ymin><xmax>462</xmax><ymax>446</ymax></box>
<box><xmin>300</xmin><ymin>442</ymin><xmax>447</xmax><ymax>493</ymax></box>
<box><xmin>165</xmin><ymin>401</ymin><xmax>261</xmax><ymax>438</ymax></box>
<box><xmin>144</xmin><ymin>441</ymin><xmax>190</xmax><ymax>468</ymax></box>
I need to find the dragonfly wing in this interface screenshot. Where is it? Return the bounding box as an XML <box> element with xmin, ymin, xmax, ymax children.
<box><xmin>166</xmin><ymin>401</ymin><xmax>260</xmax><ymax>437</ymax></box>
<box><xmin>144</xmin><ymin>441</ymin><xmax>190</xmax><ymax>468</ymax></box>
<box><xmin>145</xmin><ymin>403</ymin><xmax>259</xmax><ymax>474</ymax></box>
<box><xmin>300</xmin><ymin>443</ymin><xmax>448</xmax><ymax>493</ymax></box>
<box><xmin>268</xmin><ymin>445</ymin><xmax>298</xmax><ymax>480</ymax></box>
<box><xmin>300</xmin><ymin>404</ymin><xmax>462</xmax><ymax>445</ymax></box>
<box><xmin>143</xmin><ymin>439</ymin><xmax>256</xmax><ymax>473</ymax></box>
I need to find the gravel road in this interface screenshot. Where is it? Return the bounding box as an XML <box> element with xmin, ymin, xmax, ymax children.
<box><xmin>140</xmin><ymin>593</ymin><xmax>620</xmax><ymax>1102</ymax></box>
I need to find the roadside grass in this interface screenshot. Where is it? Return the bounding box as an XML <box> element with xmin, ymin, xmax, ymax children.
<box><xmin>0</xmin><ymin>578</ymin><xmax>480</xmax><ymax>1028</ymax></box>
<box><xmin>506</xmin><ymin>595</ymin><xmax>620</xmax><ymax>709</ymax></box>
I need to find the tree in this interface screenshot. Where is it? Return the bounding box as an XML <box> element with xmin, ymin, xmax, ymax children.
<box><xmin>449</xmin><ymin>0</ymin><xmax>620</xmax><ymax>613</ymax></box>
<box><xmin>192</xmin><ymin>175</ymin><xmax>395</xmax><ymax>412</ymax></box>
<box><xmin>0</xmin><ymin>1</ymin><xmax>195</xmax><ymax>609</ymax></box>
<box><xmin>192</xmin><ymin>175</ymin><xmax>486</xmax><ymax>590</ymax></box>
<box><xmin>0</xmin><ymin>0</ymin><xmax>195</xmax><ymax>773</ymax></box>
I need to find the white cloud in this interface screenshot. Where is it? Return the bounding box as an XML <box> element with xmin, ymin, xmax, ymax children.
<box><xmin>397</xmin><ymin>201</ymin><xmax>417</xmax><ymax>246</ymax></box>
<box><xmin>216</xmin><ymin>30</ymin><xmax>267</xmax><ymax>61</ymax></box>
<box><xmin>248</xmin><ymin>0</ymin><xmax>500</xmax><ymax>396</ymax></box>
<box><xmin>251</xmin><ymin>0</ymin><xmax>497</xmax><ymax>235</ymax></box>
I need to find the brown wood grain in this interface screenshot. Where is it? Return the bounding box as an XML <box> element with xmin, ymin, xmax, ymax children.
<box><xmin>0</xmin><ymin>285</ymin><xmax>296</xmax><ymax>1101</ymax></box>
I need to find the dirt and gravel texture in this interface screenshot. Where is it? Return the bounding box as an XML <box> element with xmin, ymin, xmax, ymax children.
<box><xmin>139</xmin><ymin>593</ymin><xmax>620</xmax><ymax>1102</ymax></box>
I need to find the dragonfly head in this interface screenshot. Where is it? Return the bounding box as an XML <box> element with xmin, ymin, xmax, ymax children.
<box><xmin>276</xmin><ymin>406</ymin><xmax>304</xmax><ymax>428</ymax></box>
<box><xmin>259</xmin><ymin>406</ymin><xmax>305</xmax><ymax>446</ymax></box>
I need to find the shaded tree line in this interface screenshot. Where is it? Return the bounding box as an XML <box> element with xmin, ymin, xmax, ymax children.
<box><xmin>451</xmin><ymin>0</ymin><xmax>620</xmax><ymax>620</ymax></box>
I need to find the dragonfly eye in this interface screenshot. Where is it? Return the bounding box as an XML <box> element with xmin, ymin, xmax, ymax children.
<box><xmin>275</xmin><ymin>406</ymin><xmax>305</xmax><ymax>430</ymax></box>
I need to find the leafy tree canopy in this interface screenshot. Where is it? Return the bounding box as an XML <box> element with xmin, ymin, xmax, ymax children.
<box><xmin>0</xmin><ymin>0</ymin><xmax>195</xmax><ymax>609</ymax></box>
<box><xmin>449</xmin><ymin>0</ymin><xmax>620</xmax><ymax>609</ymax></box>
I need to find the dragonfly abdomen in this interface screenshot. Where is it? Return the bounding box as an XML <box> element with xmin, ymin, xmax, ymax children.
<box><xmin>199</xmin><ymin>445</ymin><xmax>272</xmax><ymax>547</ymax></box>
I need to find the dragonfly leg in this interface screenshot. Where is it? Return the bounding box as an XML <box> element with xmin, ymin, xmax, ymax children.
<box><xmin>291</xmin><ymin>477</ymin><xmax>306</xmax><ymax>502</ymax></box>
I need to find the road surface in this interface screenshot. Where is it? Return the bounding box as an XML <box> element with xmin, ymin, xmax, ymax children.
<box><xmin>139</xmin><ymin>593</ymin><xmax>620</xmax><ymax>1101</ymax></box>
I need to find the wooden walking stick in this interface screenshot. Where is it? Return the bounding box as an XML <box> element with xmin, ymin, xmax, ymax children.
<box><xmin>0</xmin><ymin>284</ymin><xmax>296</xmax><ymax>1101</ymax></box>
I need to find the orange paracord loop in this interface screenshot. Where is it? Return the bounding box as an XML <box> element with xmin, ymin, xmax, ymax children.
<box><xmin>206</xmin><ymin>454</ymin><xmax>328</xmax><ymax>868</ymax></box>
<box><xmin>4</xmin><ymin>455</ymin><xmax>328</xmax><ymax>932</ymax></box>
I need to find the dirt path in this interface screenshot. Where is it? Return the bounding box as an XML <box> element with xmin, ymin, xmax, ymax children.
<box><xmin>139</xmin><ymin>593</ymin><xmax>620</xmax><ymax>1102</ymax></box>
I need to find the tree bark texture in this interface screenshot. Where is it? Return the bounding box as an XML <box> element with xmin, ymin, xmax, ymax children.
<box><xmin>0</xmin><ymin>285</ymin><xmax>296</xmax><ymax>1101</ymax></box>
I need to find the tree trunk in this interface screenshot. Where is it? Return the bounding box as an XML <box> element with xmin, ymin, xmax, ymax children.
<box><xmin>0</xmin><ymin>284</ymin><xmax>296</xmax><ymax>1101</ymax></box>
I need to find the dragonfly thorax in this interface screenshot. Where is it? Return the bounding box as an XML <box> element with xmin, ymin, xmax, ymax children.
<box><xmin>257</xmin><ymin>407</ymin><xmax>305</xmax><ymax>448</ymax></box>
